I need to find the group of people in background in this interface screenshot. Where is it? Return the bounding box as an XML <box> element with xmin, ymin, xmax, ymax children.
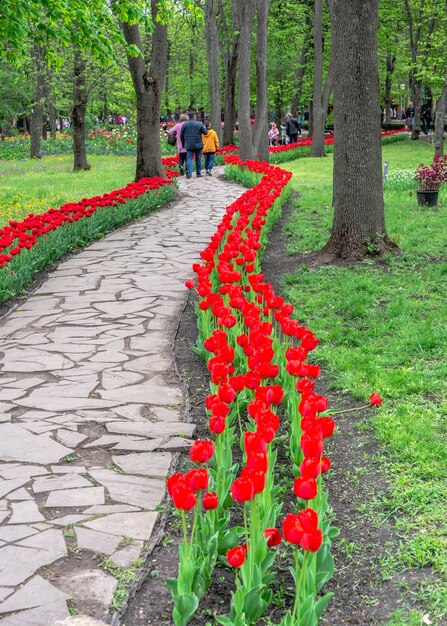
<box><xmin>169</xmin><ymin>112</ymin><xmax>219</xmax><ymax>178</ymax></box>
<box><xmin>404</xmin><ymin>102</ymin><xmax>432</xmax><ymax>134</ymax></box>
<box><xmin>268</xmin><ymin>112</ymin><xmax>304</xmax><ymax>146</ymax></box>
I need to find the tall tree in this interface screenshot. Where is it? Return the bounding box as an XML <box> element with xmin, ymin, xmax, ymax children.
<box><xmin>237</xmin><ymin>0</ymin><xmax>270</xmax><ymax>161</ymax></box>
<box><xmin>384</xmin><ymin>53</ymin><xmax>396</xmax><ymax>122</ymax></box>
<box><xmin>205</xmin><ymin>0</ymin><xmax>222</xmax><ymax>143</ymax></box>
<box><xmin>319</xmin><ymin>0</ymin><xmax>398</xmax><ymax>261</ymax></box>
<box><xmin>217</xmin><ymin>0</ymin><xmax>240</xmax><ymax>145</ymax></box>
<box><xmin>120</xmin><ymin>1</ymin><xmax>168</xmax><ymax>180</ymax></box>
<box><xmin>72</xmin><ymin>50</ymin><xmax>89</xmax><ymax>170</ymax></box>
<box><xmin>311</xmin><ymin>0</ymin><xmax>333</xmax><ymax>157</ymax></box>
<box><xmin>403</xmin><ymin>0</ymin><xmax>436</xmax><ymax>140</ymax></box>
<box><xmin>434</xmin><ymin>65</ymin><xmax>447</xmax><ymax>157</ymax></box>
<box><xmin>29</xmin><ymin>45</ymin><xmax>47</xmax><ymax>158</ymax></box>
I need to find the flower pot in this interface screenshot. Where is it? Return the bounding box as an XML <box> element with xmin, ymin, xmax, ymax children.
<box><xmin>416</xmin><ymin>190</ymin><xmax>439</xmax><ymax>206</ymax></box>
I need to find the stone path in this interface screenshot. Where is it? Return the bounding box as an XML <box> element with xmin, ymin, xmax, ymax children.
<box><xmin>0</xmin><ymin>169</ymin><xmax>244</xmax><ymax>625</ymax></box>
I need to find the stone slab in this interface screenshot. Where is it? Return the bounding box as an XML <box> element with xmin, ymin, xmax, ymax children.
<box><xmin>83</xmin><ymin>511</ymin><xmax>159</xmax><ymax>541</ymax></box>
<box><xmin>75</xmin><ymin>527</ymin><xmax>122</xmax><ymax>556</ymax></box>
<box><xmin>0</xmin><ymin>424</ymin><xmax>73</xmax><ymax>464</ymax></box>
<box><xmin>45</xmin><ymin>487</ymin><xmax>105</xmax><ymax>508</ymax></box>
<box><xmin>0</xmin><ymin>574</ymin><xmax>70</xmax><ymax>613</ymax></box>
<box><xmin>88</xmin><ymin>470</ymin><xmax>164</xmax><ymax>509</ymax></box>
<box><xmin>112</xmin><ymin>452</ymin><xmax>172</xmax><ymax>477</ymax></box>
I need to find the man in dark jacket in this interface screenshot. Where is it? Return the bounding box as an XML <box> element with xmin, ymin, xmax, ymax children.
<box><xmin>285</xmin><ymin>113</ymin><xmax>300</xmax><ymax>143</ymax></box>
<box><xmin>180</xmin><ymin>112</ymin><xmax>208</xmax><ymax>178</ymax></box>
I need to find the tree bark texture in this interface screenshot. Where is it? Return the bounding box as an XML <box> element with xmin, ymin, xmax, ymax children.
<box><xmin>320</xmin><ymin>0</ymin><xmax>396</xmax><ymax>261</ymax></box>
<box><xmin>291</xmin><ymin>3</ymin><xmax>313</xmax><ymax>115</ymax></box>
<box><xmin>30</xmin><ymin>46</ymin><xmax>45</xmax><ymax>159</ymax></box>
<box><xmin>253</xmin><ymin>0</ymin><xmax>270</xmax><ymax>161</ymax></box>
<box><xmin>384</xmin><ymin>53</ymin><xmax>396</xmax><ymax>122</ymax></box>
<box><xmin>218</xmin><ymin>0</ymin><xmax>240</xmax><ymax>145</ymax></box>
<box><xmin>121</xmin><ymin>0</ymin><xmax>167</xmax><ymax>181</ymax></box>
<box><xmin>237</xmin><ymin>0</ymin><xmax>256</xmax><ymax>161</ymax></box>
<box><xmin>205</xmin><ymin>0</ymin><xmax>222</xmax><ymax>143</ymax></box>
<box><xmin>48</xmin><ymin>99</ymin><xmax>57</xmax><ymax>140</ymax></box>
<box><xmin>311</xmin><ymin>0</ymin><xmax>325</xmax><ymax>157</ymax></box>
<box><xmin>434</xmin><ymin>65</ymin><xmax>447</xmax><ymax>157</ymax></box>
<box><xmin>72</xmin><ymin>51</ymin><xmax>90</xmax><ymax>171</ymax></box>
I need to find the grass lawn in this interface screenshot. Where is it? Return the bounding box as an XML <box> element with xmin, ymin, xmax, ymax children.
<box><xmin>283</xmin><ymin>140</ymin><xmax>447</xmax><ymax>624</ymax></box>
<box><xmin>0</xmin><ymin>155</ymin><xmax>135</xmax><ymax>226</ymax></box>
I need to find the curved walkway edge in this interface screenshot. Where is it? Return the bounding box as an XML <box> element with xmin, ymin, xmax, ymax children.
<box><xmin>0</xmin><ymin>168</ymin><xmax>244</xmax><ymax>625</ymax></box>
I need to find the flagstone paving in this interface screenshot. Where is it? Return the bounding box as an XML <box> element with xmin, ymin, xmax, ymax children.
<box><xmin>0</xmin><ymin>169</ymin><xmax>244</xmax><ymax>624</ymax></box>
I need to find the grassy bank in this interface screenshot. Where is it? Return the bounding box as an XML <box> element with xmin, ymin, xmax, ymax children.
<box><xmin>0</xmin><ymin>155</ymin><xmax>135</xmax><ymax>226</ymax></box>
<box><xmin>282</xmin><ymin>141</ymin><xmax>447</xmax><ymax>625</ymax></box>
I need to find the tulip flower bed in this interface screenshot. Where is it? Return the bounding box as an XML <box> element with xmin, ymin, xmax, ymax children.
<box><xmin>0</xmin><ymin>165</ymin><xmax>177</xmax><ymax>304</ymax></box>
<box><xmin>166</xmin><ymin>156</ymin><xmax>339</xmax><ymax>625</ymax></box>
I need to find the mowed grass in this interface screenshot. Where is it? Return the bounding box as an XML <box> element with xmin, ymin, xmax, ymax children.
<box><xmin>282</xmin><ymin>141</ymin><xmax>447</xmax><ymax>624</ymax></box>
<box><xmin>0</xmin><ymin>155</ymin><xmax>135</xmax><ymax>226</ymax></box>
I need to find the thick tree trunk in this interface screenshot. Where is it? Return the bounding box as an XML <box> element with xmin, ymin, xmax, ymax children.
<box><xmin>253</xmin><ymin>0</ymin><xmax>270</xmax><ymax>161</ymax></box>
<box><xmin>384</xmin><ymin>53</ymin><xmax>396</xmax><ymax>122</ymax></box>
<box><xmin>121</xmin><ymin>0</ymin><xmax>167</xmax><ymax>180</ymax></box>
<box><xmin>30</xmin><ymin>47</ymin><xmax>45</xmax><ymax>159</ymax></box>
<box><xmin>72</xmin><ymin>51</ymin><xmax>90</xmax><ymax>171</ymax></box>
<box><xmin>319</xmin><ymin>0</ymin><xmax>398</xmax><ymax>262</ymax></box>
<box><xmin>434</xmin><ymin>65</ymin><xmax>447</xmax><ymax>157</ymax></box>
<box><xmin>311</xmin><ymin>0</ymin><xmax>325</xmax><ymax>157</ymax></box>
<box><xmin>237</xmin><ymin>0</ymin><xmax>256</xmax><ymax>161</ymax></box>
<box><xmin>205</xmin><ymin>0</ymin><xmax>222</xmax><ymax>143</ymax></box>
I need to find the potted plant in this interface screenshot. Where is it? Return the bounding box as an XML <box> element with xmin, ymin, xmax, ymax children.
<box><xmin>413</xmin><ymin>156</ymin><xmax>447</xmax><ymax>206</ymax></box>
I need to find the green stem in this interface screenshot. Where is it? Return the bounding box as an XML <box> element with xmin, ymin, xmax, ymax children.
<box><xmin>181</xmin><ymin>510</ymin><xmax>188</xmax><ymax>545</ymax></box>
<box><xmin>189</xmin><ymin>491</ymin><xmax>201</xmax><ymax>554</ymax></box>
<box><xmin>292</xmin><ymin>550</ymin><xmax>308</xmax><ymax>623</ymax></box>
<box><xmin>329</xmin><ymin>404</ymin><xmax>370</xmax><ymax>415</ymax></box>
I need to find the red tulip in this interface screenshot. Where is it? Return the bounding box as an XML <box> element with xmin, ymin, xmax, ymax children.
<box><xmin>293</xmin><ymin>476</ymin><xmax>318</xmax><ymax>500</ymax></box>
<box><xmin>171</xmin><ymin>486</ymin><xmax>197</xmax><ymax>510</ymax></box>
<box><xmin>369</xmin><ymin>392</ymin><xmax>383</xmax><ymax>406</ymax></box>
<box><xmin>190</xmin><ymin>440</ymin><xmax>214</xmax><ymax>464</ymax></box>
<box><xmin>203</xmin><ymin>492</ymin><xmax>219</xmax><ymax>510</ymax></box>
<box><xmin>227</xmin><ymin>544</ymin><xmax>247</xmax><ymax>568</ymax></box>
<box><xmin>264</xmin><ymin>528</ymin><xmax>282</xmax><ymax>547</ymax></box>
<box><xmin>186</xmin><ymin>468</ymin><xmax>208</xmax><ymax>491</ymax></box>
<box><xmin>230</xmin><ymin>475</ymin><xmax>255</xmax><ymax>502</ymax></box>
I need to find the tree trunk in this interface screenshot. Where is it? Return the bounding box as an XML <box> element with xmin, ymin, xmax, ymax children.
<box><xmin>237</xmin><ymin>0</ymin><xmax>256</xmax><ymax>161</ymax></box>
<box><xmin>410</xmin><ymin>74</ymin><xmax>422</xmax><ymax>140</ymax></box>
<box><xmin>308</xmin><ymin>99</ymin><xmax>313</xmax><ymax>137</ymax></box>
<box><xmin>121</xmin><ymin>0</ymin><xmax>168</xmax><ymax>180</ymax></box>
<box><xmin>311</xmin><ymin>0</ymin><xmax>325</xmax><ymax>157</ymax></box>
<box><xmin>434</xmin><ymin>65</ymin><xmax>447</xmax><ymax>157</ymax></box>
<box><xmin>220</xmin><ymin>0</ymin><xmax>240</xmax><ymax>146</ymax></box>
<box><xmin>205</xmin><ymin>0</ymin><xmax>222</xmax><ymax>143</ymax></box>
<box><xmin>48</xmin><ymin>100</ymin><xmax>57</xmax><ymax>139</ymax></box>
<box><xmin>319</xmin><ymin>0</ymin><xmax>398</xmax><ymax>261</ymax></box>
<box><xmin>30</xmin><ymin>46</ymin><xmax>45</xmax><ymax>159</ymax></box>
<box><xmin>253</xmin><ymin>0</ymin><xmax>270</xmax><ymax>161</ymax></box>
<box><xmin>291</xmin><ymin>6</ymin><xmax>313</xmax><ymax>115</ymax></box>
<box><xmin>384</xmin><ymin>53</ymin><xmax>396</xmax><ymax>122</ymax></box>
<box><xmin>72</xmin><ymin>51</ymin><xmax>90</xmax><ymax>171</ymax></box>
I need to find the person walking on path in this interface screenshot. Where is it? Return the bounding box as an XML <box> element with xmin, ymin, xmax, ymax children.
<box><xmin>285</xmin><ymin>113</ymin><xmax>300</xmax><ymax>144</ymax></box>
<box><xmin>180</xmin><ymin>111</ymin><xmax>208</xmax><ymax>178</ymax></box>
<box><xmin>169</xmin><ymin>113</ymin><xmax>188</xmax><ymax>175</ymax></box>
<box><xmin>405</xmin><ymin>102</ymin><xmax>414</xmax><ymax>131</ymax></box>
<box><xmin>202</xmin><ymin>120</ymin><xmax>219</xmax><ymax>176</ymax></box>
